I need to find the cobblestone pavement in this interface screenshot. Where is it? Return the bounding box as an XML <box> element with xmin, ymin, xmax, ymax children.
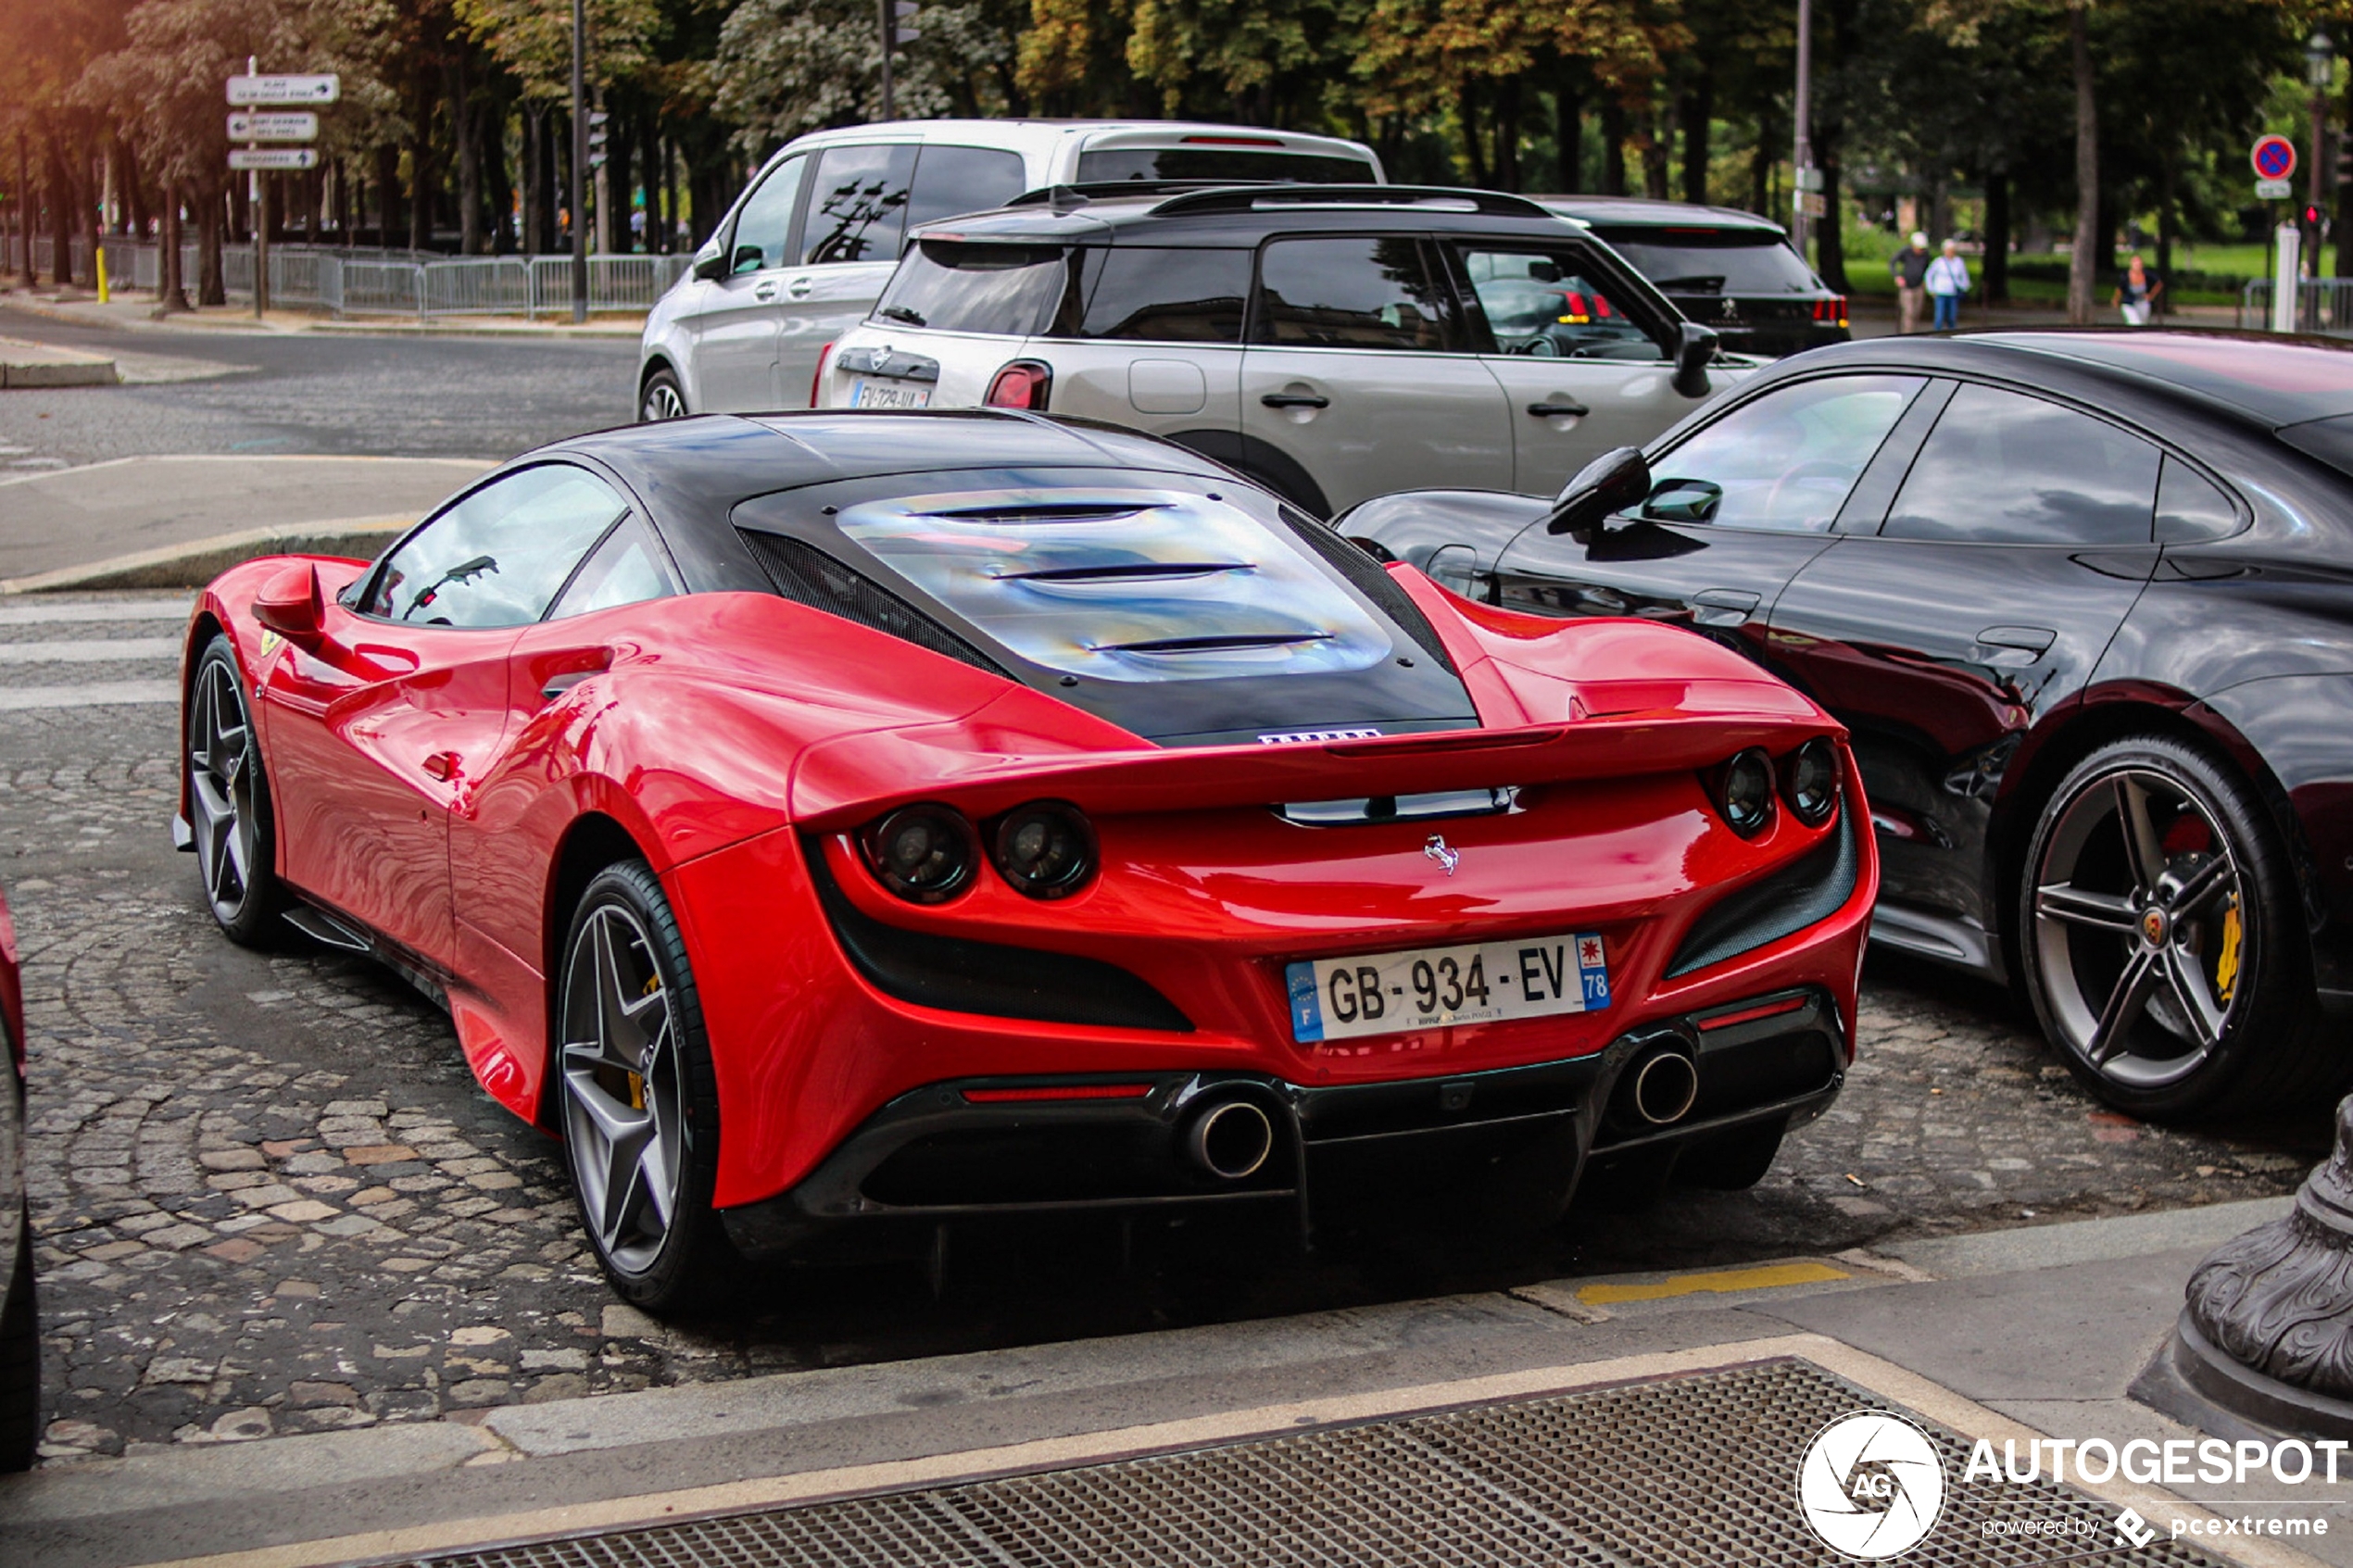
<box><xmin>0</xmin><ymin>595</ymin><xmax>2329</xmax><ymax>1468</ymax></box>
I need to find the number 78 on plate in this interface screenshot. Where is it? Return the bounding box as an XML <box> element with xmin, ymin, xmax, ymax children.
<box><xmin>1285</xmin><ymin>933</ymin><xmax>1610</xmax><ymax>1045</ymax></box>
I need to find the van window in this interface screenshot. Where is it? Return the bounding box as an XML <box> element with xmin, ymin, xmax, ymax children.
<box><xmin>873</xmin><ymin>241</ymin><xmax>1071</xmax><ymax>335</ymax></box>
<box><xmin>905</xmin><ymin>146</ymin><xmax>1028</xmax><ymax>230</ymax></box>
<box><xmin>801</xmin><ymin>144</ymin><xmax>916</xmax><ymax>265</ymax></box>
<box><xmin>1074</xmin><ymin>248</ymin><xmax>1252</xmax><ymax>342</ymax></box>
<box><xmin>1076</xmin><ymin>147</ymin><xmax>1377</xmax><ymax>184</ymax></box>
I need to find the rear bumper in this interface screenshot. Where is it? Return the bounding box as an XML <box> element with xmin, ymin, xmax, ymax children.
<box><xmin>719</xmin><ymin>986</ymin><xmax>1845</xmax><ymax>1257</ymax></box>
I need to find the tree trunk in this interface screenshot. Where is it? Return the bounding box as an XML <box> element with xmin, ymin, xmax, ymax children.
<box><xmin>43</xmin><ymin>132</ymin><xmax>72</xmax><ymax>286</ymax></box>
<box><xmin>82</xmin><ymin>142</ymin><xmax>102</xmax><ymax>290</ymax></box>
<box><xmin>484</xmin><ymin>102</ymin><xmax>513</xmax><ymax>254</ymax></box>
<box><xmin>638</xmin><ymin>113</ymin><xmax>662</xmax><ymax>251</ymax></box>
<box><xmin>1553</xmin><ymin>71</ymin><xmax>1581</xmax><ymax>193</ymax></box>
<box><xmin>1638</xmin><ymin>107</ymin><xmax>1668</xmax><ymax>198</ymax></box>
<box><xmin>1749</xmin><ymin>109</ymin><xmax>1774</xmax><ymax>217</ymax></box>
<box><xmin>2339</xmin><ymin>71</ymin><xmax>2353</xmax><ymax>279</ymax></box>
<box><xmin>1817</xmin><ymin>151</ymin><xmax>1847</xmax><ymax>294</ymax></box>
<box><xmin>160</xmin><ymin>182</ymin><xmax>188</xmax><ymax>310</ymax></box>
<box><xmin>2156</xmin><ymin>157</ymin><xmax>2176</xmax><ymax>308</ymax></box>
<box><xmin>118</xmin><ymin>136</ymin><xmax>149</xmax><ymax>237</ymax></box>
<box><xmin>1600</xmin><ymin>99</ymin><xmax>1627</xmax><ymax>194</ymax></box>
<box><xmin>1983</xmin><ymin>169</ymin><xmax>2010</xmax><ymax>304</ymax></box>
<box><xmin>197</xmin><ymin>182</ymin><xmax>225</xmax><ymax>306</ymax></box>
<box><xmin>661</xmin><ymin>132</ymin><xmax>678</xmax><ymax>253</ymax></box>
<box><xmin>1492</xmin><ymin>76</ymin><xmax>1521</xmax><ymax>192</ymax></box>
<box><xmin>1680</xmin><ymin>74</ymin><xmax>1711</xmax><ymax>206</ymax></box>
<box><xmin>2067</xmin><ymin>1</ymin><xmax>2097</xmax><ymax>325</ymax></box>
<box><xmin>408</xmin><ymin>131</ymin><xmax>431</xmax><ymax>251</ymax></box>
<box><xmin>14</xmin><ymin>134</ymin><xmax>32</xmax><ymax>285</ymax></box>
<box><xmin>453</xmin><ymin>58</ymin><xmax>482</xmax><ymax>255</ymax></box>
<box><xmin>522</xmin><ymin>108</ymin><xmax>540</xmax><ymax>257</ymax></box>
<box><xmin>1458</xmin><ymin>85</ymin><xmax>1489</xmax><ymax>188</ymax></box>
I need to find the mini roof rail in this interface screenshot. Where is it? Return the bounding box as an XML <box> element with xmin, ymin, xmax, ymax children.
<box><xmin>1147</xmin><ymin>184</ymin><xmax>1556</xmax><ymax>219</ymax></box>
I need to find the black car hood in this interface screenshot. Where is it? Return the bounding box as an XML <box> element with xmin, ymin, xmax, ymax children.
<box><xmin>731</xmin><ymin>468</ymin><xmax>1477</xmax><ymax>746</ymax></box>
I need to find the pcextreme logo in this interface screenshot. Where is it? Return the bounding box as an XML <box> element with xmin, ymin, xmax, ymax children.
<box><xmin>1797</xmin><ymin>1411</ymin><xmax>1945</xmax><ymax>1560</ymax></box>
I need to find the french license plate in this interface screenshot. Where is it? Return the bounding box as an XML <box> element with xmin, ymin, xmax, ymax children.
<box><xmin>850</xmin><ymin>377</ymin><xmax>931</xmax><ymax>409</ymax></box>
<box><xmin>1286</xmin><ymin>933</ymin><xmax>1609</xmax><ymax>1044</ymax></box>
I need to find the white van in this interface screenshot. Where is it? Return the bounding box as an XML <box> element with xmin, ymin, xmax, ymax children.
<box><xmin>635</xmin><ymin>120</ymin><xmax>1385</xmax><ymax>420</ymax></box>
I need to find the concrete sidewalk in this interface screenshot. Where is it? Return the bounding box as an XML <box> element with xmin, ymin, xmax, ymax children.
<box><xmin>0</xmin><ymin>455</ymin><xmax>492</xmax><ymax>592</ymax></box>
<box><xmin>1</xmin><ymin>287</ymin><xmax>645</xmax><ymax>340</ymax></box>
<box><xmin>3</xmin><ymin>1197</ymin><xmax>2342</xmax><ymax>1568</ymax></box>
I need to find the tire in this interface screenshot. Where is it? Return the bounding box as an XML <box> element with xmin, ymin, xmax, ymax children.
<box><xmin>2018</xmin><ymin>734</ymin><xmax>2337</xmax><ymax>1118</ymax></box>
<box><xmin>186</xmin><ymin>635</ymin><xmax>285</xmax><ymax>947</ymax></box>
<box><xmin>556</xmin><ymin>860</ymin><xmax>734</xmax><ymax>1313</ymax></box>
<box><xmin>0</xmin><ymin>1210</ymin><xmax>38</xmax><ymax>1473</ymax></box>
<box><xmin>638</xmin><ymin>368</ymin><xmax>687</xmax><ymax>422</ymax></box>
<box><xmin>1675</xmin><ymin>1121</ymin><xmax>1785</xmax><ymax>1190</ymax></box>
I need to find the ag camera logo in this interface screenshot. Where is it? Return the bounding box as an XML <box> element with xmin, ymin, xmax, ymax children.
<box><xmin>1797</xmin><ymin>1411</ymin><xmax>1947</xmax><ymax>1559</ymax></box>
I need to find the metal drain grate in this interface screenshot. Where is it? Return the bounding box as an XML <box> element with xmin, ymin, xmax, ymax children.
<box><xmin>400</xmin><ymin>1360</ymin><xmax>2233</xmax><ymax>1568</ymax></box>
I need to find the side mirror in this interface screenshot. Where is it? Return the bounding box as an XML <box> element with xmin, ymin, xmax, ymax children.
<box><xmin>1546</xmin><ymin>445</ymin><xmax>1652</xmax><ymax>537</ymax></box>
<box><xmin>691</xmin><ymin>242</ymin><xmax>727</xmax><ymax>282</ymax></box>
<box><xmin>1671</xmin><ymin>321</ymin><xmax>1719</xmax><ymax>398</ymax></box>
<box><xmin>253</xmin><ymin>562</ymin><xmax>325</xmax><ymax>647</ymax></box>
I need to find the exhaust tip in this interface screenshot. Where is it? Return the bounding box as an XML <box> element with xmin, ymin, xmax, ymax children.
<box><xmin>1187</xmin><ymin>1099</ymin><xmax>1274</xmax><ymax>1180</ymax></box>
<box><xmin>1629</xmin><ymin>1049</ymin><xmax>1700</xmax><ymax>1126</ymax></box>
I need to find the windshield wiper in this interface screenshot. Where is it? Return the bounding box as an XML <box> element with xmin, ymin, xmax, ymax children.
<box><xmin>877</xmin><ymin>306</ymin><xmax>927</xmax><ymax>326</ymax></box>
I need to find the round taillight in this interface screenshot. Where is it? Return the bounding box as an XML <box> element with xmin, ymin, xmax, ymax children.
<box><xmin>1719</xmin><ymin>748</ymin><xmax>1775</xmax><ymax>837</ymax></box>
<box><xmin>1784</xmin><ymin>738</ymin><xmax>1839</xmax><ymax>826</ymax></box>
<box><xmin>860</xmin><ymin>805</ymin><xmax>976</xmax><ymax>902</ymax></box>
<box><xmin>992</xmin><ymin>801</ymin><xmax>1096</xmax><ymax>898</ymax></box>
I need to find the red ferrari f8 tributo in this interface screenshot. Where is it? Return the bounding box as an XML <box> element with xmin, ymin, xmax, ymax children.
<box><xmin>177</xmin><ymin>412</ymin><xmax>1875</xmax><ymax>1310</ymax></box>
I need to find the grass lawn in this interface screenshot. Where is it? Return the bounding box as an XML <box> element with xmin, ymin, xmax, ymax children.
<box><xmin>1826</xmin><ymin>227</ymin><xmax>2258</xmax><ymax>307</ymax></box>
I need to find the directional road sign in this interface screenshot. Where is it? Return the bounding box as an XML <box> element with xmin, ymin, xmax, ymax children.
<box><xmin>227</xmin><ymin>73</ymin><xmax>340</xmax><ymax>106</ymax></box>
<box><xmin>228</xmin><ymin>147</ymin><xmax>320</xmax><ymax>171</ymax></box>
<box><xmin>228</xmin><ymin>111</ymin><xmax>319</xmax><ymax>142</ymax></box>
<box><xmin>2252</xmin><ymin>134</ymin><xmax>2297</xmax><ymax>182</ymax></box>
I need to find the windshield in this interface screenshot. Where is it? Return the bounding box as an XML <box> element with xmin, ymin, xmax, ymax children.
<box><xmin>1075</xmin><ymin>147</ymin><xmax>1377</xmax><ymax>183</ymax></box>
<box><xmin>871</xmin><ymin>240</ymin><xmax>1071</xmax><ymax>334</ymax></box>
<box><xmin>1597</xmin><ymin>229</ymin><xmax>1821</xmax><ymax>295</ymax></box>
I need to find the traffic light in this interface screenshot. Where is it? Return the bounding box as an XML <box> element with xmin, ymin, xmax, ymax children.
<box><xmin>587</xmin><ymin>110</ymin><xmax>610</xmax><ymax>169</ymax></box>
<box><xmin>890</xmin><ymin>0</ymin><xmax>919</xmax><ymax>43</ymax></box>
<box><xmin>2307</xmin><ymin>204</ymin><xmax>2322</xmax><ymax>227</ymax></box>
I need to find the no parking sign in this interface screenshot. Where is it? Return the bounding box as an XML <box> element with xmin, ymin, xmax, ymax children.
<box><xmin>2253</xmin><ymin>133</ymin><xmax>2297</xmax><ymax>182</ymax></box>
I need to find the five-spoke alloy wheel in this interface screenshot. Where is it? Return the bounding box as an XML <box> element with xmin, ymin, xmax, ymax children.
<box><xmin>2020</xmin><ymin>735</ymin><xmax>2327</xmax><ymax>1117</ymax></box>
<box><xmin>558</xmin><ymin>861</ymin><xmax>728</xmax><ymax>1310</ymax></box>
<box><xmin>638</xmin><ymin>369</ymin><xmax>687</xmax><ymax>422</ymax></box>
<box><xmin>186</xmin><ymin>635</ymin><xmax>283</xmax><ymax>945</ymax></box>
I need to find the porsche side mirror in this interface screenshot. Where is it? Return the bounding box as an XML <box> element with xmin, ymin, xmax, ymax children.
<box><xmin>690</xmin><ymin>242</ymin><xmax>727</xmax><ymax>282</ymax></box>
<box><xmin>1671</xmin><ymin>321</ymin><xmax>1718</xmax><ymax>398</ymax></box>
<box><xmin>253</xmin><ymin>561</ymin><xmax>325</xmax><ymax>647</ymax></box>
<box><xmin>1546</xmin><ymin>445</ymin><xmax>1652</xmax><ymax>537</ymax></box>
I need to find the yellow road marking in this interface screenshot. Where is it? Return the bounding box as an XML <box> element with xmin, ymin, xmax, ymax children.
<box><xmin>1577</xmin><ymin>1261</ymin><xmax>1850</xmax><ymax>1306</ymax></box>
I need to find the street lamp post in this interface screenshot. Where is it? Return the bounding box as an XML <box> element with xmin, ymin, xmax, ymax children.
<box><xmin>570</xmin><ymin>0</ymin><xmax>588</xmax><ymax>325</ymax></box>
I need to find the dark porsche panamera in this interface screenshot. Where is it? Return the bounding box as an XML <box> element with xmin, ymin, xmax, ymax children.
<box><xmin>1341</xmin><ymin>332</ymin><xmax>2353</xmax><ymax>1118</ymax></box>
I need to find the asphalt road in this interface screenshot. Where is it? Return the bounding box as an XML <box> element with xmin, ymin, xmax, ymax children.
<box><xmin>0</xmin><ymin>593</ymin><xmax>2330</xmax><ymax>1465</ymax></box>
<box><xmin>0</xmin><ymin>307</ymin><xmax>638</xmax><ymax>470</ymax></box>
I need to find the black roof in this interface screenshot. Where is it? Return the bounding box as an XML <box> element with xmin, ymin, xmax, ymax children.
<box><xmin>908</xmin><ymin>182</ymin><xmax>1584</xmax><ymax>248</ymax></box>
<box><xmin>1537</xmin><ymin>196</ymin><xmax>1789</xmax><ymax>237</ymax></box>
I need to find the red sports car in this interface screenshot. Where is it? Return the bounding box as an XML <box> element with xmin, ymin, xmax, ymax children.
<box><xmin>177</xmin><ymin>413</ymin><xmax>1875</xmax><ymax>1311</ymax></box>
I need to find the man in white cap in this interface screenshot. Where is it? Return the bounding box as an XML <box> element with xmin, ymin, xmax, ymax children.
<box><xmin>1890</xmin><ymin>230</ymin><xmax>1931</xmax><ymax>333</ymax></box>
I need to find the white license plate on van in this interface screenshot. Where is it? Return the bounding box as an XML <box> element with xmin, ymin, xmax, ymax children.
<box><xmin>850</xmin><ymin>378</ymin><xmax>931</xmax><ymax>409</ymax></box>
<box><xmin>1285</xmin><ymin>933</ymin><xmax>1609</xmax><ymax>1044</ymax></box>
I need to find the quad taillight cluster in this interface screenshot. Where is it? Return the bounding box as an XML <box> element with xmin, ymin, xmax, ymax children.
<box><xmin>859</xmin><ymin>800</ymin><xmax>1095</xmax><ymax>903</ymax></box>
<box><xmin>1555</xmin><ymin>290</ymin><xmax>1617</xmax><ymax>325</ymax></box>
<box><xmin>1712</xmin><ymin>738</ymin><xmax>1839</xmax><ymax>838</ymax></box>
<box><xmin>1812</xmin><ymin>296</ymin><xmax>1849</xmax><ymax>329</ymax></box>
<box><xmin>985</xmin><ymin>359</ymin><xmax>1052</xmax><ymax>410</ymax></box>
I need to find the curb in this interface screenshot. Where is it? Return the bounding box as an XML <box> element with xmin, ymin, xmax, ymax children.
<box><xmin>0</xmin><ymin>334</ymin><xmax>120</xmax><ymax>387</ymax></box>
<box><xmin>3</xmin><ymin>293</ymin><xmax>644</xmax><ymax>340</ymax></box>
<box><xmin>0</xmin><ymin>517</ymin><xmax>411</xmax><ymax>595</ymax></box>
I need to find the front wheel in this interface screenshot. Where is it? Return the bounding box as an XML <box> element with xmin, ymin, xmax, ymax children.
<box><xmin>186</xmin><ymin>635</ymin><xmax>284</xmax><ymax>946</ymax></box>
<box><xmin>557</xmin><ymin>861</ymin><xmax>732</xmax><ymax>1312</ymax></box>
<box><xmin>2019</xmin><ymin>734</ymin><xmax>2334</xmax><ymax>1118</ymax></box>
<box><xmin>638</xmin><ymin>369</ymin><xmax>687</xmax><ymax>422</ymax></box>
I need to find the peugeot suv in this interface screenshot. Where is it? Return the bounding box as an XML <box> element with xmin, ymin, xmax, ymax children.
<box><xmin>1539</xmin><ymin>197</ymin><xmax>1848</xmax><ymax>358</ymax></box>
<box><xmin>813</xmin><ymin>184</ymin><xmax>1740</xmax><ymax>516</ymax></box>
<box><xmin>636</xmin><ymin>120</ymin><xmax>1384</xmax><ymax>421</ymax></box>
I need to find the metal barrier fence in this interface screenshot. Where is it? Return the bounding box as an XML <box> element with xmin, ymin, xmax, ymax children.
<box><xmin>4</xmin><ymin>237</ymin><xmax>687</xmax><ymax>318</ymax></box>
<box><xmin>2236</xmin><ymin>277</ymin><xmax>2353</xmax><ymax>334</ymax></box>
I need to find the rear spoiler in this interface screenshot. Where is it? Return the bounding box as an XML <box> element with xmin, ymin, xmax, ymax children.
<box><xmin>788</xmin><ymin>693</ymin><xmax>1830</xmax><ymax>831</ymax></box>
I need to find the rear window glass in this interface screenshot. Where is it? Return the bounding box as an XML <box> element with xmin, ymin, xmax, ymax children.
<box><xmin>2277</xmin><ymin>413</ymin><xmax>2353</xmax><ymax>481</ymax></box>
<box><xmin>873</xmin><ymin>240</ymin><xmax>1070</xmax><ymax>335</ymax></box>
<box><xmin>905</xmin><ymin>145</ymin><xmax>1028</xmax><ymax>229</ymax></box>
<box><xmin>1070</xmin><ymin>247</ymin><xmax>1252</xmax><ymax>343</ymax></box>
<box><xmin>1596</xmin><ymin>229</ymin><xmax>1820</xmax><ymax>295</ymax></box>
<box><xmin>1076</xmin><ymin>147</ymin><xmax>1377</xmax><ymax>184</ymax></box>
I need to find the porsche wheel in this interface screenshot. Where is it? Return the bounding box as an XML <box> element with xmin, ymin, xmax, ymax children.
<box><xmin>558</xmin><ymin>861</ymin><xmax>731</xmax><ymax>1312</ymax></box>
<box><xmin>187</xmin><ymin>635</ymin><xmax>284</xmax><ymax>946</ymax></box>
<box><xmin>2020</xmin><ymin>735</ymin><xmax>2332</xmax><ymax>1118</ymax></box>
<box><xmin>0</xmin><ymin>1212</ymin><xmax>37</xmax><ymax>1473</ymax></box>
<box><xmin>638</xmin><ymin>369</ymin><xmax>687</xmax><ymax>422</ymax></box>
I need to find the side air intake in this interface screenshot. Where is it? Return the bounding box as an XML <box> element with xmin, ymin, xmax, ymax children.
<box><xmin>737</xmin><ymin>530</ymin><xmax>1011</xmax><ymax>678</ymax></box>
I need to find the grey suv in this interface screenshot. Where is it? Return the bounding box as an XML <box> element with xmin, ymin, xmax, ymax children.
<box><xmin>816</xmin><ymin>185</ymin><xmax>1743</xmax><ymax>515</ymax></box>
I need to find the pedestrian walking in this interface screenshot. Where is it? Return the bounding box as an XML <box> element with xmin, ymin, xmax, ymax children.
<box><xmin>1891</xmin><ymin>231</ymin><xmax>1931</xmax><ymax>332</ymax></box>
<box><xmin>1925</xmin><ymin>239</ymin><xmax>1970</xmax><ymax>332</ymax></box>
<box><xmin>2113</xmin><ymin>253</ymin><xmax>2165</xmax><ymax>326</ymax></box>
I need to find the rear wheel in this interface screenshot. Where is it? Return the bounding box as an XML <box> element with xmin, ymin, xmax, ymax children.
<box><xmin>557</xmin><ymin>861</ymin><xmax>733</xmax><ymax>1313</ymax></box>
<box><xmin>2019</xmin><ymin>735</ymin><xmax>2335</xmax><ymax>1117</ymax></box>
<box><xmin>186</xmin><ymin>635</ymin><xmax>284</xmax><ymax>946</ymax></box>
<box><xmin>0</xmin><ymin>1210</ymin><xmax>38</xmax><ymax>1473</ymax></box>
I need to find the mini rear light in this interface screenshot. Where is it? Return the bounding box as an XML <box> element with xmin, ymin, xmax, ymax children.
<box><xmin>991</xmin><ymin>800</ymin><xmax>1096</xmax><ymax>898</ymax></box>
<box><xmin>985</xmin><ymin>359</ymin><xmax>1052</xmax><ymax>410</ymax></box>
<box><xmin>859</xmin><ymin>804</ymin><xmax>977</xmax><ymax>902</ymax></box>
<box><xmin>1718</xmin><ymin>748</ymin><xmax>1775</xmax><ymax>837</ymax></box>
<box><xmin>810</xmin><ymin>340</ymin><xmax>835</xmax><ymax>408</ymax></box>
<box><xmin>1783</xmin><ymin>738</ymin><xmax>1839</xmax><ymax>826</ymax></box>
<box><xmin>963</xmin><ymin>1083</ymin><xmax>1152</xmax><ymax>1103</ymax></box>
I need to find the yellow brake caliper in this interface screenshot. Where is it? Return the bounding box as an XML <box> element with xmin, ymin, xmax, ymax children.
<box><xmin>2215</xmin><ymin>894</ymin><xmax>2243</xmax><ymax>1006</ymax></box>
<box><xmin>627</xmin><ymin>972</ymin><xmax>662</xmax><ymax>1110</ymax></box>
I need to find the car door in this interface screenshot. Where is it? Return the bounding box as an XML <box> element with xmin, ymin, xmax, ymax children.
<box><xmin>1039</xmin><ymin>244</ymin><xmax>1250</xmax><ymax>453</ymax></box>
<box><xmin>258</xmin><ymin>464</ymin><xmax>633</xmax><ymax>970</ymax></box>
<box><xmin>687</xmin><ymin>154</ymin><xmax>810</xmax><ymax>411</ymax></box>
<box><xmin>775</xmin><ymin>143</ymin><xmax>921</xmax><ymax>406</ymax></box>
<box><xmin>1239</xmin><ymin>234</ymin><xmax>1512</xmax><ymax>515</ymax></box>
<box><xmin>1765</xmin><ymin>381</ymin><xmax>2164</xmax><ymax>948</ymax></box>
<box><xmin>1441</xmin><ymin>238</ymin><xmax>1701</xmax><ymax>496</ymax></box>
<box><xmin>1489</xmin><ymin>371</ymin><xmax>1931</xmax><ymax>667</ymax></box>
